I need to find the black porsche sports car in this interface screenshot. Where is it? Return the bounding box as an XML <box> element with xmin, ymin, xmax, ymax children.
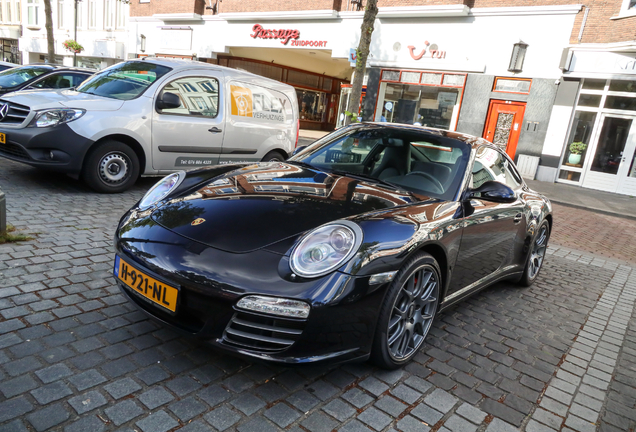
<box><xmin>113</xmin><ymin>123</ymin><xmax>552</xmax><ymax>369</ymax></box>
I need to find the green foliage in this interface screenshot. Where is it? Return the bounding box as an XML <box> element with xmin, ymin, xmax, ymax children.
<box><xmin>569</xmin><ymin>141</ymin><xmax>587</xmax><ymax>155</ymax></box>
<box><xmin>0</xmin><ymin>225</ymin><xmax>32</xmax><ymax>244</ymax></box>
<box><xmin>63</xmin><ymin>39</ymin><xmax>84</xmax><ymax>54</ymax></box>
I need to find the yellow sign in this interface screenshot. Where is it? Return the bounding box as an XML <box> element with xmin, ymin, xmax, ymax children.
<box><xmin>116</xmin><ymin>256</ymin><xmax>179</xmax><ymax>312</ymax></box>
<box><xmin>191</xmin><ymin>218</ymin><xmax>206</xmax><ymax>226</ymax></box>
<box><xmin>0</xmin><ymin>133</ymin><xmax>5</xmax><ymax>145</ymax></box>
<box><xmin>230</xmin><ymin>85</ymin><xmax>253</xmax><ymax>117</ymax></box>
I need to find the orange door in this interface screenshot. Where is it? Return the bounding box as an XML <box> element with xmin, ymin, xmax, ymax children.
<box><xmin>483</xmin><ymin>100</ymin><xmax>527</xmax><ymax>159</ymax></box>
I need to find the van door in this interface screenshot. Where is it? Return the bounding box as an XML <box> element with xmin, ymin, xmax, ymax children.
<box><xmin>151</xmin><ymin>72</ymin><xmax>225</xmax><ymax>171</ymax></box>
<box><xmin>220</xmin><ymin>81</ymin><xmax>294</xmax><ymax>165</ymax></box>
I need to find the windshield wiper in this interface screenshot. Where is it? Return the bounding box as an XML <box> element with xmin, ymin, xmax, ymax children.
<box><xmin>286</xmin><ymin>160</ymin><xmax>315</xmax><ymax>170</ymax></box>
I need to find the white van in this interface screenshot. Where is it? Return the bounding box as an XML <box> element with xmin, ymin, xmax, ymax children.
<box><xmin>0</xmin><ymin>58</ymin><xmax>299</xmax><ymax>192</ymax></box>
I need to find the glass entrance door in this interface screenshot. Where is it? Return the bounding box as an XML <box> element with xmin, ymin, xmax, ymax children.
<box><xmin>582</xmin><ymin>115</ymin><xmax>636</xmax><ymax>193</ymax></box>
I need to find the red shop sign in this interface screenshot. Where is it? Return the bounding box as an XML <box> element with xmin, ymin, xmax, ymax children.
<box><xmin>250</xmin><ymin>24</ymin><xmax>328</xmax><ymax>48</ymax></box>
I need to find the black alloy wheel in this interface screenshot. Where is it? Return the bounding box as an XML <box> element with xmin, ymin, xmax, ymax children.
<box><xmin>518</xmin><ymin>220</ymin><xmax>550</xmax><ymax>287</ymax></box>
<box><xmin>262</xmin><ymin>150</ymin><xmax>286</xmax><ymax>162</ymax></box>
<box><xmin>82</xmin><ymin>140</ymin><xmax>140</xmax><ymax>193</ymax></box>
<box><xmin>371</xmin><ymin>252</ymin><xmax>440</xmax><ymax>369</ymax></box>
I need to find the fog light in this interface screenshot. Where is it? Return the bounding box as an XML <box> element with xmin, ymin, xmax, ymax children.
<box><xmin>369</xmin><ymin>271</ymin><xmax>398</xmax><ymax>285</ymax></box>
<box><xmin>237</xmin><ymin>295</ymin><xmax>310</xmax><ymax>319</ymax></box>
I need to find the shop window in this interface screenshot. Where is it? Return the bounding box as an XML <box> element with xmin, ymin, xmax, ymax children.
<box><xmin>322</xmin><ymin>77</ymin><xmax>332</xmax><ymax>92</ymax></box>
<box><xmin>297</xmin><ymin>88</ymin><xmax>327</xmax><ymax>122</ymax></box>
<box><xmin>381</xmin><ymin>70</ymin><xmax>399</xmax><ymax>81</ymax></box>
<box><xmin>582</xmin><ymin>79</ymin><xmax>606</xmax><ymax>90</ymax></box>
<box><xmin>493</xmin><ymin>78</ymin><xmax>531</xmax><ymax>94</ymax></box>
<box><xmin>604</xmin><ymin>96</ymin><xmax>636</xmax><ymax>111</ymax></box>
<box><xmin>558</xmin><ymin>170</ymin><xmax>581</xmax><ymax>182</ymax></box>
<box><xmin>562</xmin><ymin>111</ymin><xmax>596</xmax><ymax>168</ymax></box>
<box><xmin>160</xmin><ymin>77</ymin><xmax>219</xmax><ymax>118</ymax></box>
<box><xmin>578</xmin><ymin>94</ymin><xmax>602</xmax><ymax>107</ymax></box>
<box><xmin>442</xmin><ymin>74</ymin><xmax>465</xmax><ymax>86</ymax></box>
<box><xmin>421</xmin><ymin>73</ymin><xmax>442</xmax><ymax>85</ymax></box>
<box><xmin>400</xmin><ymin>72</ymin><xmax>420</xmax><ymax>83</ymax></box>
<box><xmin>609</xmin><ymin>80</ymin><xmax>636</xmax><ymax>93</ymax></box>
<box><xmin>381</xmin><ymin>83</ymin><xmax>459</xmax><ymax>129</ymax></box>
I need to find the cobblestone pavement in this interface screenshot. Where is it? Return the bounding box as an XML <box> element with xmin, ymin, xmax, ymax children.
<box><xmin>550</xmin><ymin>203</ymin><xmax>636</xmax><ymax>266</ymax></box>
<box><xmin>0</xmin><ymin>158</ymin><xmax>635</xmax><ymax>432</ymax></box>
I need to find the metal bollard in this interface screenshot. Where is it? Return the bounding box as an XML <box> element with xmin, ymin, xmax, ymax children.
<box><xmin>0</xmin><ymin>188</ymin><xmax>5</xmax><ymax>233</ymax></box>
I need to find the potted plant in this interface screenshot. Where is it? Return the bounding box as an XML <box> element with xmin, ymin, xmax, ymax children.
<box><xmin>62</xmin><ymin>39</ymin><xmax>84</xmax><ymax>54</ymax></box>
<box><xmin>568</xmin><ymin>141</ymin><xmax>587</xmax><ymax>165</ymax></box>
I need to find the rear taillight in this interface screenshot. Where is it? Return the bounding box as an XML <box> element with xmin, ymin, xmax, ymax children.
<box><xmin>295</xmin><ymin>119</ymin><xmax>300</xmax><ymax>148</ymax></box>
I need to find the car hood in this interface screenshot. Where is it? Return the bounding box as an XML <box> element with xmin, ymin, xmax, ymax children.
<box><xmin>151</xmin><ymin>162</ymin><xmax>430</xmax><ymax>253</ymax></box>
<box><xmin>0</xmin><ymin>89</ymin><xmax>124</xmax><ymax>111</ymax></box>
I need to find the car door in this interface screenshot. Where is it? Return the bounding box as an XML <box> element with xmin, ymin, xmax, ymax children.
<box><xmin>449</xmin><ymin>145</ymin><xmax>526</xmax><ymax>294</ymax></box>
<box><xmin>151</xmin><ymin>72</ymin><xmax>225</xmax><ymax>171</ymax></box>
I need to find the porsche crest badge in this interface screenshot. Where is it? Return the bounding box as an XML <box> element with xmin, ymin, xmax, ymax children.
<box><xmin>191</xmin><ymin>218</ymin><xmax>206</xmax><ymax>226</ymax></box>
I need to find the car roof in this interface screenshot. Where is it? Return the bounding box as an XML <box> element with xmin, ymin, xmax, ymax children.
<box><xmin>21</xmin><ymin>63</ymin><xmax>96</xmax><ymax>72</ymax></box>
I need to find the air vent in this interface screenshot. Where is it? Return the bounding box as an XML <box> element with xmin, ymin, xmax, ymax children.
<box><xmin>0</xmin><ymin>142</ymin><xmax>30</xmax><ymax>160</ymax></box>
<box><xmin>223</xmin><ymin>310</ymin><xmax>306</xmax><ymax>352</ymax></box>
<box><xmin>0</xmin><ymin>100</ymin><xmax>30</xmax><ymax>125</ymax></box>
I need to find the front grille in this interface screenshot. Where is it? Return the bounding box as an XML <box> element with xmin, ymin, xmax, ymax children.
<box><xmin>0</xmin><ymin>142</ymin><xmax>30</xmax><ymax>160</ymax></box>
<box><xmin>0</xmin><ymin>100</ymin><xmax>30</xmax><ymax>125</ymax></box>
<box><xmin>223</xmin><ymin>310</ymin><xmax>306</xmax><ymax>352</ymax></box>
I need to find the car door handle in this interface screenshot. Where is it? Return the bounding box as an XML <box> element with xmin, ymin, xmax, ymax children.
<box><xmin>208</xmin><ymin>127</ymin><xmax>222</xmax><ymax>133</ymax></box>
<box><xmin>513</xmin><ymin>213</ymin><xmax>523</xmax><ymax>224</ymax></box>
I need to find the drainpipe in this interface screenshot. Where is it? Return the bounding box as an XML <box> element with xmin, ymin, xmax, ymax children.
<box><xmin>578</xmin><ymin>7</ymin><xmax>590</xmax><ymax>43</ymax></box>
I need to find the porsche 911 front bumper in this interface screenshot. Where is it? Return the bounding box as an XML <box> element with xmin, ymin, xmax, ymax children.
<box><xmin>113</xmin><ymin>212</ymin><xmax>390</xmax><ymax>365</ymax></box>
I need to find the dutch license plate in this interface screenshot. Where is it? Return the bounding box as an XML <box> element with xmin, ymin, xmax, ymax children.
<box><xmin>0</xmin><ymin>133</ymin><xmax>5</xmax><ymax>144</ymax></box>
<box><xmin>114</xmin><ymin>255</ymin><xmax>179</xmax><ymax>312</ymax></box>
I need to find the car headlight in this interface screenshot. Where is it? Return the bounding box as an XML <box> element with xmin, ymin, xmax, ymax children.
<box><xmin>290</xmin><ymin>220</ymin><xmax>363</xmax><ymax>278</ymax></box>
<box><xmin>138</xmin><ymin>171</ymin><xmax>186</xmax><ymax>210</ymax></box>
<box><xmin>33</xmin><ymin>109</ymin><xmax>86</xmax><ymax>128</ymax></box>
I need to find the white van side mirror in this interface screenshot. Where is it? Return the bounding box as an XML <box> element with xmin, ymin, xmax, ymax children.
<box><xmin>156</xmin><ymin>92</ymin><xmax>181</xmax><ymax>110</ymax></box>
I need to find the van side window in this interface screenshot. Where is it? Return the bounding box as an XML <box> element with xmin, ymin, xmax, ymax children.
<box><xmin>159</xmin><ymin>76</ymin><xmax>219</xmax><ymax>118</ymax></box>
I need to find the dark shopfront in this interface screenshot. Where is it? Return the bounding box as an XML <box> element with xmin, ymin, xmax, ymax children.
<box><xmin>216</xmin><ymin>56</ymin><xmax>348</xmax><ymax>131</ymax></box>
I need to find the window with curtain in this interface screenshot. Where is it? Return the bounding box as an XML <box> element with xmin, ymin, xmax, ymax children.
<box><xmin>6</xmin><ymin>1</ymin><xmax>12</xmax><ymax>22</ymax></box>
<box><xmin>76</xmin><ymin>0</ymin><xmax>84</xmax><ymax>28</ymax></box>
<box><xmin>116</xmin><ymin>0</ymin><xmax>125</xmax><ymax>28</ymax></box>
<box><xmin>89</xmin><ymin>0</ymin><xmax>97</xmax><ymax>28</ymax></box>
<box><xmin>15</xmin><ymin>0</ymin><xmax>20</xmax><ymax>22</ymax></box>
<box><xmin>57</xmin><ymin>0</ymin><xmax>63</xmax><ymax>28</ymax></box>
<box><xmin>27</xmin><ymin>0</ymin><xmax>38</xmax><ymax>25</ymax></box>
<box><xmin>104</xmin><ymin>0</ymin><xmax>114</xmax><ymax>28</ymax></box>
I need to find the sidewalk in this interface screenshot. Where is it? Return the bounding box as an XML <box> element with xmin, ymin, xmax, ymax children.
<box><xmin>526</xmin><ymin>179</ymin><xmax>636</xmax><ymax>221</ymax></box>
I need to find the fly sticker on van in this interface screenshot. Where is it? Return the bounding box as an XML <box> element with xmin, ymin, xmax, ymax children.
<box><xmin>230</xmin><ymin>84</ymin><xmax>287</xmax><ymax>123</ymax></box>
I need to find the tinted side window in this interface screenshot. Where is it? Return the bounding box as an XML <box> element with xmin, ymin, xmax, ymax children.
<box><xmin>159</xmin><ymin>76</ymin><xmax>220</xmax><ymax>118</ymax></box>
<box><xmin>33</xmin><ymin>73</ymin><xmax>90</xmax><ymax>89</ymax></box>
<box><xmin>472</xmin><ymin>146</ymin><xmax>521</xmax><ymax>189</ymax></box>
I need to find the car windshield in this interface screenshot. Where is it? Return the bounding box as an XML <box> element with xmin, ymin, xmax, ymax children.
<box><xmin>76</xmin><ymin>61</ymin><xmax>172</xmax><ymax>100</ymax></box>
<box><xmin>291</xmin><ymin>125</ymin><xmax>471</xmax><ymax>201</ymax></box>
<box><xmin>0</xmin><ymin>66</ymin><xmax>52</xmax><ymax>89</ymax></box>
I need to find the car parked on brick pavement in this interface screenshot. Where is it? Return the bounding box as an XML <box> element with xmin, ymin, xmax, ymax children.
<box><xmin>113</xmin><ymin>123</ymin><xmax>553</xmax><ymax>369</ymax></box>
<box><xmin>0</xmin><ymin>64</ymin><xmax>93</xmax><ymax>95</ymax></box>
<box><xmin>0</xmin><ymin>58</ymin><xmax>299</xmax><ymax>193</ymax></box>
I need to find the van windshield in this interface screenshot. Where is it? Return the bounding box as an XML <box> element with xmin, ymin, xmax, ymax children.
<box><xmin>0</xmin><ymin>66</ymin><xmax>52</xmax><ymax>89</ymax></box>
<box><xmin>76</xmin><ymin>62</ymin><xmax>172</xmax><ymax>100</ymax></box>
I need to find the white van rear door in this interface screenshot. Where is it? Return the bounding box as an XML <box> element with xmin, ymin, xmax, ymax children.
<box><xmin>151</xmin><ymin>72</ymin><xmax>225</xmax><ymax>170</ymax></box>
<box><xmin>221</xmin><ymin>81</ymin><xmax>294</xmax><ymax>164</ymax></box>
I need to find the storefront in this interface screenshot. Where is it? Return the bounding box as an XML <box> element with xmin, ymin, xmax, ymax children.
<box><xmin>540</xmin><ymin>48</ymin><xmax>636</xmax><ymax>195</ymax></box>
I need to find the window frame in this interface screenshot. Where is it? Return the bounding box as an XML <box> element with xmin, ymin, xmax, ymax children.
<box><xmin>27</xmin><ymin>0</ymin><xmax>38</xmax><ymax>26</ymax></box>
<box><xmin>492</xmin><ymin>77</ymin><xmax>532</xmax><ymax>95</ymax></box>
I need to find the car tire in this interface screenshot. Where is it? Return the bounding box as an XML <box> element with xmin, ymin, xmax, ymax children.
<box><xmin>82</xmin><ymin>140</ymin><xmax>140</xmax><ymax>193</ymax></box>
<box><xmin>262</xmin><ymin>150</ymin><xmax>286</xmax><ymax>162</ymax></box>
<box><xmin>370</xmin><ymin>252</ymin><xmax>441</xmax><ymax>369</ymax></box>
<box><xmin>518</xmin><ymin>220</ymin><xmax>550</xmax><ymax>287</ymax></box>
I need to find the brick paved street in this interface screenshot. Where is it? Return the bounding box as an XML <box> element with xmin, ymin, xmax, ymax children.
<box><xmin>0</xmin><ymin>158</ymin><xmax>635</xmax><ymax>432</ymax></box>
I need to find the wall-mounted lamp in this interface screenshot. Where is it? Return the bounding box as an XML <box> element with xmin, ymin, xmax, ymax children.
<box><xmin>140</xmin><ymin>34</ymin><xmax>146</xmax><ymax>53</ymax></box>
<box><xmin>508</xmin><ymin>40</ymin><xmax>528</xmax><ymax>73</ymax></box>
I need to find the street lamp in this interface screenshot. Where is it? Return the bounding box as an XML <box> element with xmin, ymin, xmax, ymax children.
<box><xmin>508</xmin><ymin>40</ymin><xmax>528</xmax><ymax>73</ymax></box>
<box><xmin>73</xmin><ymin>0</ymin><xmax>82</xmax><ymax>66</ymax></box>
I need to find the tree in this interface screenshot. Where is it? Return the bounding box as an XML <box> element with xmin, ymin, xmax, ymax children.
<box><xmin>44</xmin><ymin>0</ymin><xmax>55</xmax><ymax>63</ymax></box>
<box><xmin>344</xmin><ymin>0</ymin><xmax>379</xmax><ymax>126</ymax></box>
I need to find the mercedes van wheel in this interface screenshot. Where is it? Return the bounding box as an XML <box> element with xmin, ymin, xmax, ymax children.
<box><xmin>262</xmin><ymin>150</ymin><xmax>286</xmax><ymax>162</ymax></box>
<box><xmin>83</xmin><ymin>140</ymin><xmax>140</xmax><ymax>193</ymax></box>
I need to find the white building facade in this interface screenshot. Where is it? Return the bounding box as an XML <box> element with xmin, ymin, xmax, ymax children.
<box><xmin>13</xmin><ymin>0</ymin><xmax>129</xmax><ymax>69</ymax></box>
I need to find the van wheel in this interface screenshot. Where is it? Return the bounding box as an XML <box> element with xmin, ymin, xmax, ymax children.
<box><xmin>262</xmin><ymin>150</ymin><xmax>286</xmax><ymax>162</ymax></box>
<box><xmin>82</xmin><ymin>140</ymin><xmax>140</xmax><ymax>193</ymax></box>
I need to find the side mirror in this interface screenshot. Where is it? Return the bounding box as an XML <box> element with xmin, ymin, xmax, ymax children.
<box><xmin>156</xmin><ymin>92</ymin><xmax>181</xmax><ymax>110</ymax></box>
<box><xmin>292</xmin><ymin>146</ymin><xmax>308</xmax><ymax>156</ymax></box>
<box><xmin>467</xmin><ymin>181</ymin><xmax>516</xmax><ymax>203</ymax></box>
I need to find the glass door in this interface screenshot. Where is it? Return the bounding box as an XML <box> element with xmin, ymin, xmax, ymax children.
<box><xmin>582</xmin><ymin>115</ymin><xmax>636</xmax><ymax>193</ymax></box>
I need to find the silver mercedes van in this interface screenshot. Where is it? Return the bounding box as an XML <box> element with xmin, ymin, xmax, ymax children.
<box><xmin>0</xmin><ymin>58</ymin><xmax>299</xmax><ymax>192</ymax></box>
